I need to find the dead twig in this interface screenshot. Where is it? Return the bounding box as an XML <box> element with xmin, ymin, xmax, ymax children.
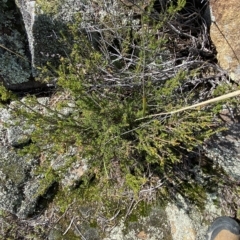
<box><xmin>0</xmin><ymin>43</ymin><xmax>30</xmax><ymax>62</ymax></box>
<box><xmin>123</xmin><ymin>198</ymin><xmax>142</xmax><ymax>222</ymax></box>
<box><xmin>55</xmin><ymin>201</ymin><xmax>75</xmax><ymax>224</ymax></box>
<box><xmin>139</xmin><ymin>181</ymin><xmax>165</xmax><ymax>193</ymax></box>
<box><xmin>72</xmin><ymin>221</ymin><xmax>87</xmax><ymax>240</ymax></box>
<box><xmin>63</xmin><ymin>217</ymin><xmax>75</xmax><ymax>235</ymax></box>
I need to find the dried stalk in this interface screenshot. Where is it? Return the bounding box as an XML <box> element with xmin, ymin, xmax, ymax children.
<box><xmin>137</xmin><ymin>90</ymin><xmax>240</xmax><ymax>120</ymax></box>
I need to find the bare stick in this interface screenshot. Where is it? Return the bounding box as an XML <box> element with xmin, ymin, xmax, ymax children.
<box><xmin>136</xmin><ymin>90</ymin><xmax>240</xmax><ymax>121</ymax></box>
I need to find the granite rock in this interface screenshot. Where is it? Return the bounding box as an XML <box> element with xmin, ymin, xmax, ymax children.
<box><xmin>210</xmin><ymin>0</ymin><xmax>240</xmax><ymax>81</ymax></box>
<box><xmin>204</xmin><ymin>123</ymin><xmax>240</xmax><ymax>181</ymax></box>
<box><xmin>0</xmin><ymin>0</ymin><xmax>31</xmax><ymax>86</ymax></box>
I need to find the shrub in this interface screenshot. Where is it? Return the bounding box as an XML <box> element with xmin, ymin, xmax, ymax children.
<box><xmin>3</xmin><ymin>0</ymin><xmax>232</xmax><ymax>222</ymax></box>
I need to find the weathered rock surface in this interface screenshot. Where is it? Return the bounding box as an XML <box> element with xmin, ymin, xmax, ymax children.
<box><xmin>103</xmin><ymin>207</ymin><xmax>172</xmax><ymax>240</ymax></box>
<box><xmin>204</xmin><ymin>123</ymin><xmax>240</xmax><ymax>181</ymax></box>
<box><xmin>0</xmin><ymin>99</ymin><xmax>45</xmax><ymax>218</ymax></box>
<box><xmin>165</xmin><ymin>193</ymin><xmax>223</xmax><ymax>240</ymax></box>
<box><xmin>166</xmin><ymin>201</ymin><xmax>197</xmax><ymax>240</ymax></box>
<box><xmin>210</xmin><ymin>0</ymin><xmax>240</xmax><ymax>81</ymax></box>
<box><xmin>0</xmin><ymin>0</ymin><xmax>32</xmax><ymax>86</ymax></box>
<box><xmin>0</xmin><ymin>104</ymin><xmax>42</xmax><ymax>218</ymax></box>
<box><xmin>0</xmin><ymin>97</ymin><xmax>88</xmax><ymax>219</ymax></box>
<box><xmin>15</xmin><ymin>0</ymin><xmax>35</xmax><ymax>72</ymax></box>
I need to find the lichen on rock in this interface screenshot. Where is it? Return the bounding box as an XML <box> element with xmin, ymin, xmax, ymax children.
<box><xmin>0</xmin><ymin>0</ymin><xmax>31</xmax><ymax>86</ymax></box>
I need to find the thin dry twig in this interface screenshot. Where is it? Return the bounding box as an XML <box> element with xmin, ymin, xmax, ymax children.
<box><xmin>139</xmin><ymin>180</ymin><xmax>165</xmax><ymax>193</ymax></box>
<box><xmin>72</xmin><ymin>221</ymin><xmax>87</xmax><ymax>240</ymax></box>
<box><xmin>0</xmin><ymin>43</ymin><xmax>30</xmax><ymax>62</ymax></box>
<box><xmin>123</xmin><ymin>198</ymin><xmax>143</xmax><ymax>222</ymax></box>
<box><xmin>108</xmin><ymin>210</ymin><xmax>121</xmax><ymax>222</ymax></box>
<box><xmin>55</xmin><ymin>201</ymin><xmax>75</xmax><ymax>224</ymax></box>
<box><xmin>63</xmin><ymin>217</ymin><xmax>75</xmax><ymax>235</ymax></box>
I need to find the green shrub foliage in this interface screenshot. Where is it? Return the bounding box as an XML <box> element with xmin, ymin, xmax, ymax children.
<box><xmin>7</xmin><ymin>0</ymin><xmax>226</xmax><ymax>211</ymax></box>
